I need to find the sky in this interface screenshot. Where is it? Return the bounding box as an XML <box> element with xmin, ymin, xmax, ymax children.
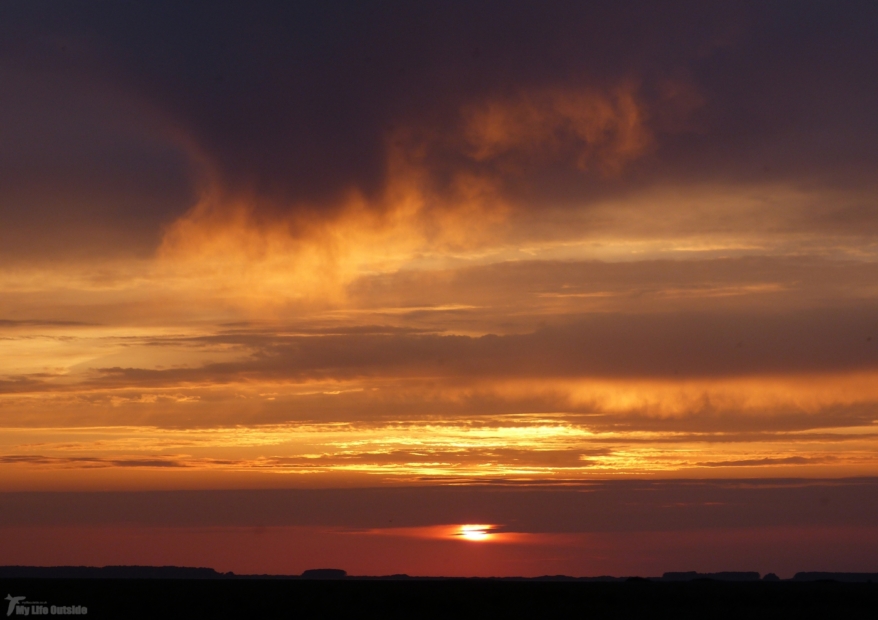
<box><xmin>1</xmin><ymin>0</ymin><xmax>878</xmax><ymax>577</ymax></box>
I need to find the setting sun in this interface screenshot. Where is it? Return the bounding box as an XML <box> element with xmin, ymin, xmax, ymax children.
<box><xmin>457</xmin><ymin>525</ymin><xmax>494</xmax><ymax>542</ymax></box>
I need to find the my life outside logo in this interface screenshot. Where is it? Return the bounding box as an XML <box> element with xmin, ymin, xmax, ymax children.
<box><xmin>5</xmin><ymin>595</ymin><xmax>87</xmax><ymax>616</ymax></box>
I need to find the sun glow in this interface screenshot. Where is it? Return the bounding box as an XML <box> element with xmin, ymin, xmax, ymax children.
<box><xmin>457</xmin><ymin>524</ymin><xmax>494</xmax><ymax>541</ymax></box>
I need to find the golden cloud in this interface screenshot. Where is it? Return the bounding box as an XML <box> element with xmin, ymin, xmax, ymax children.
<box><xmin>462</xmin><ymin>83</ymin><xmax>653</xmax><ymax>174</ymax></box>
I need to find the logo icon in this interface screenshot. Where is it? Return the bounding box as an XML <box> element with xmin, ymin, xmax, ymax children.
<box><xmin>5</xmin><ymin>596</ymin><xmax>25</xmax><ymax>618</ymax></box>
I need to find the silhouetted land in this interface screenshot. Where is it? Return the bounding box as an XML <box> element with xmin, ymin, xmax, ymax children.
<box><xmin>3</xmin><ymin>567</ymin><xmax>878</xmax><ymax>618</ymax></box>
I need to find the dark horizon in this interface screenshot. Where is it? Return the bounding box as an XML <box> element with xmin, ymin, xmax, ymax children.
<box><xmin>4</xmin><ymin>563</ymin><xmax>878</xmax><ymax>583</ymax></box>
<box><xmin>5</xmin><ymin>564</ymin><xmax>878</xmax><ymax>580</ymax></box>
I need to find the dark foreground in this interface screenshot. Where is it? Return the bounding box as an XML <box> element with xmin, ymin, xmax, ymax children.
<box><xmin>2</xmin><ymin>578</ymin><xmax>878</xmax><ymax>619</ymax></box>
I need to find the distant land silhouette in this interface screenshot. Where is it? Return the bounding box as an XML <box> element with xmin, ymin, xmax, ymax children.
<box><xmin>662</xmin><ymin>572</ymin><xmax>761</xmax><ymax>582</ymax></box>
<box><xmin>4</xmin><ymin>567</ymin><xmax>878</xmax><ymax>618</ymax></box>
<box><xmin>1</xmin><ymin>566</ymin><xmax>877</xmax><ymax>582</ymax></box>
<box><xmin>300</xmin><ymin>568</ymin><xmax>347</xmax><ymax>579</ymax></box>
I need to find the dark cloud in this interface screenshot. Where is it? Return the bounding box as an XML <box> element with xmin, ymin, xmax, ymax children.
<box><xmin>0</xmin><ymin>455</ymin><xmax>192</xmax><ymax>468</ymax></box>
<box><xmin>70</xmin><ymin>305</ymin><xmax>878</xmax><ymax>387</ymax></box>
<box><xmin>348</xmin><ymin>257</ymin><xmax>878</xmax><ymax>319</ymax></box>
<box><xmin>0</xmin><ymin>63</ymin><xmax>196</xmax><ymax>261</ymax></box>
<box><xmin>2</xmin><ymin>0</ymin><xmax>876</xmax><ymax>251</ymax></box>
<box><xmin>2</xmin><ymin>479</ymin><xmax>877</xmax><ymax>532</ymax></box>
<box><xmin>0</xmin><ymin>375</ymin><xmax>60</xmax><ymax>394</ymax></box>
<box><xmin>696</xmin><ymin>456</ymin><xmax>839</xmax><ymax>468</ymax></box>
<box><xmin>4</xmin><ymin>301</ymin><xmax>876</xmax><ymax>396</ymax></box>
<box><xmin>0</xmin><ymin>320</ymin><xmax>95</xmax><ymax>328</ymax></box>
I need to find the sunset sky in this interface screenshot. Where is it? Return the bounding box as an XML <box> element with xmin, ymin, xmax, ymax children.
<box><xmin>2</xmin><ymin>1</ymin><xmax>878</xmax><ymax>577</ymax></box>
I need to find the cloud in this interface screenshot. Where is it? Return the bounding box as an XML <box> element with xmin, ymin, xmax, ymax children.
<box><xmin>2</xmin><ymin>2</ymin><xmax>878</xmax><ymax>488</ymax></box>
<box><xmin>0</xmin><ymin>63</ymin><xmax>195</xmax><ymax>263</ymax></box>
<box><xmin>461</xmin><ymin>83</ymin><xmax>653</xmax><ymax>175</ymax></box>
<box><xmin>3</xmin><ymin>480</ymin><xmax>878</xmax><ymax>531</ymax></box>
<box><xmin>0</xmin><ymin>320</ymin><xmax>95</xmax><ymax>328</ymax></box>
<box><xmin>696</xmin><ymin>456</ymin><xmax>839</xmax><ymax>468</ymax></box>
<box><xmin>2</xmin><ymin>1</ymin><xmax>876</xmax><ymax>261</ymax></box>
<box><xmin>0</xmin><ymin>455</ymin><xmax>193</xmax><ymax>469</ymax></box>
<box><xmin>66</xmin><ymin>306</ymin><xmax>877</xmax><ymax>387</ymax></box>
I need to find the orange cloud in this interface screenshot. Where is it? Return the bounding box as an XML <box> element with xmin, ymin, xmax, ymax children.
<box><xmin>152</xmin><ymin>83</ymin><xmax>662</xmax><ymax>310</ymax></box>
<box><xmin>462</xmin><ymin>83</ymin><xmax>652</xmax><ymax>174</ymax></box>
<box><xmin>156</xmin><ymin>139</ymin><xmax>509</xmax><ymax>308</ymax></box>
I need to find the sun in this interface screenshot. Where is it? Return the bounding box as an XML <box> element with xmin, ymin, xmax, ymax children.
<box><xmin>457</xmin><ymin>524</ymin><xmax>494</xmax><ymax>541</ymax></box>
